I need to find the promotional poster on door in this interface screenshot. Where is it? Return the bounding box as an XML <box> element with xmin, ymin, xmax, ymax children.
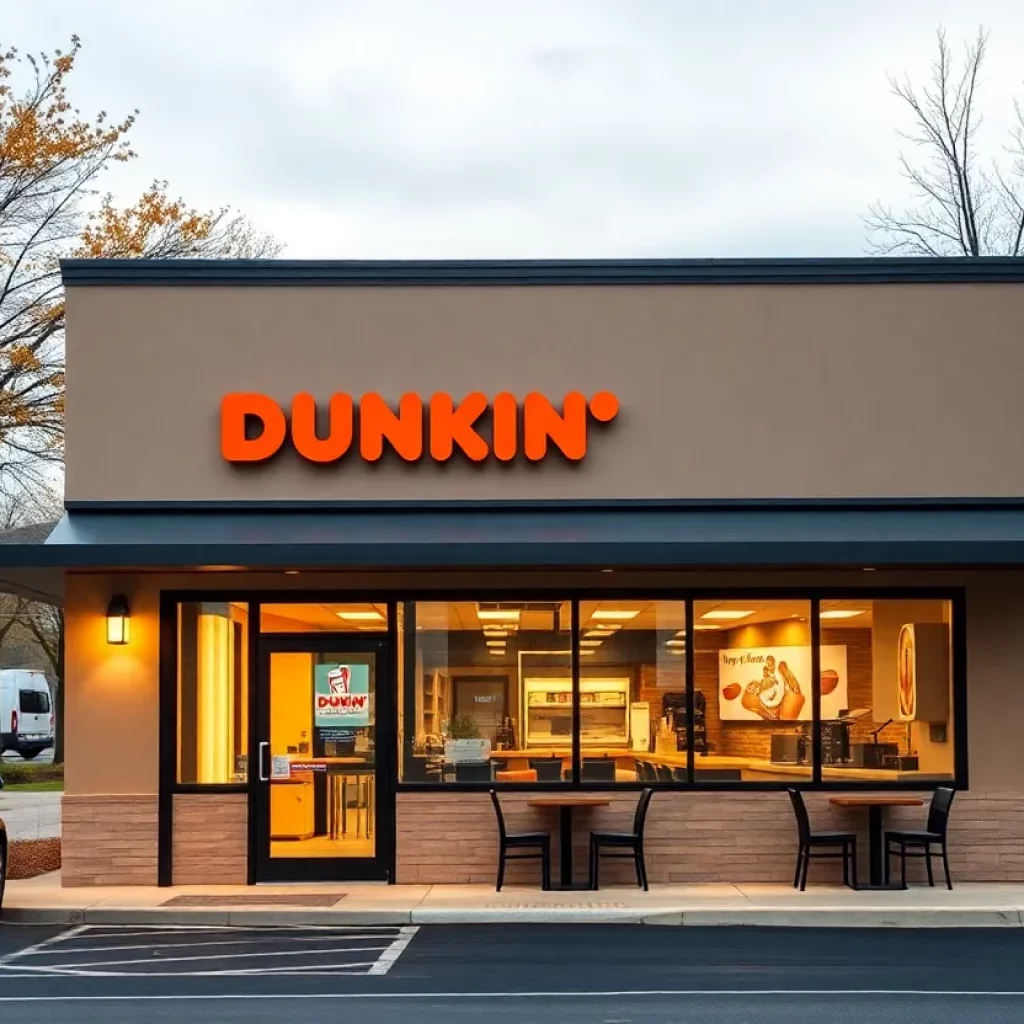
<box><xmin>314</xmin><ymin>664</ymin><xmax>371</xmax><ymax>728</ymax></box>
<box><xmin>718</xmin><ymin>645</ymin><xmax>848</xmax><ymax>721</ymax></box>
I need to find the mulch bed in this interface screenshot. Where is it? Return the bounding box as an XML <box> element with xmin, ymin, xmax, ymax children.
<box><xmin>7</xmin><ymin>837</ymin><xmax>62</xmax><ymax>880</ymax></box>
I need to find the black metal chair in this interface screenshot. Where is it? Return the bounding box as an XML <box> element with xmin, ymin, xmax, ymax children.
<box><xmin>589</xmin><ymin>788</ymin><xmax>655</xmax><ymax>890</ymax></box>
<box><xmin>455</xmin><ymin>761</ymin><xmax>492</xmax><ymax>783</ymax></box>
<box><xmin>885</xmin><ymin>786</ymin><xmax>956</xmax><ymax>889</ymax></box>
<box><xmin>634</xmin><ymin>759</ymin><xmax>648</xmax><ymax>782</ymax></box>
<box><xmin>490</xmin><ymin>758</ymin><xmax>509</xmax><ymax>774</ymax></box>
<box><xmin>654</xmin><ymin>765</ymin><xmax>673</xmax><ymax>783</ymax></box>
<box><xmin>489</xmin><ymin>790</ymin><xmax>551</xmax><ymax>891</ymax></box>
<box><xmin>788</xmin><ymin>789</ymin><xmax>857</xmax><ymax>890</ymax></box>
<box><xmin>582</xmin><ymin>757</ymin><xmax>616</xmax><ymax>782</ymax></box>
<box><xmin>529</xmin><ymin>758</ymin><xmax>564</xmax><ymax>782</ymax></box>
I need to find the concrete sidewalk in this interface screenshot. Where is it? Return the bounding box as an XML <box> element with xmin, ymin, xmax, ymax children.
<box><xmin>5</xmin><ymin>874</ymin><xmax>1024</xmax><ymax>927</ymax></box>
<box><xmin>0</xmin><ymin>790</ymin><xmax>61</xmax><ymax>840</ymax></box>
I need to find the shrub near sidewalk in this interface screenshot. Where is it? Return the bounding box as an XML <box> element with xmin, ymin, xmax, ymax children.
<box><xmin>0</xmin><ymin>762</ymin><xmax>64</xmax><ymax>789</ymax></box>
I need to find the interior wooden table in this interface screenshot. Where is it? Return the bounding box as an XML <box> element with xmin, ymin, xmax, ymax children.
<box><xmin>527</xmin><ymin>796</ymin><xmax>611</xmax><ymax>890</ymax></box>
<box><xmin>829</xmin><ymin>795</ymin><xmax>924</xmax><ymax>890</ymax></box>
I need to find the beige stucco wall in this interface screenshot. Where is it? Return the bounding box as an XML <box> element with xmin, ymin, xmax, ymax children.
<box><xmin>65</xmin><ymin>282</ymin><xmax>1024</xmax><ymax>502</ymax></box>
<box><xmin>64</xmin><ymin>573</ymin><xmax>161</xmax><ymax>795</ymax></box>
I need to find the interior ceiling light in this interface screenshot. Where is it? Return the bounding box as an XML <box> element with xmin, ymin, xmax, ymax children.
<box><xmin>701</xmin><ymin>609</ymin><xmax>754</xmax><ymax>620</ymax></box>
<box><xmin>477</xmin><ymin>610</ymin><xmax>521</xmax><ymax>622</ymax></box>
<box><xmin>483</xmin><ymin>629</ymin><xmax>507</xmax><ymax>637</ymax></box>
<box><xmin>579</xmin><ymin>639</ymin><xmax>602</xmax><ymax>647</ymax></box>
<box><xmin>579</xmin><ymin>649</ymin><xmax>597</xmax><ymax>655</ymax></box>
<box><xmin>668</xmin><ymin>649</ymin><xmax>686</xmax><ymax>656</ymax></box>
<box><xmin>337</xmin><ymin>610</ymin><xmax>385</xmax><ymax>621</ymax></box>
<box><xmin>665</xmin><ymin>640</ymin><xmax>686</xmax><ymax>647</ymax></box>
<box><xmin>485</xmin><ymin>640</ymin><xmax>507</xmax><ymax>647</ymax></box>
<box><xmin>693</xmin><ymin>624</ymin><xmax>721</xmax><ymax>631</ymax></box>
<box><xmin>820</xmin><ymin>610</ymin><xmax>866</xmax><ymax>620</ymax></box>
<box><xmin>489</xmin><ymin>649</ymin><xmax>505</xmax><ymax>655</ymax></box>
<box><xmin>590</xmin><ymin>610</ymin><xmax>639</xmax><ymax>621</ymax></box>
<box><xmin>585</xmin><ymin>629</ymin><xmax>616</xmax><ymax>637</ymax></box>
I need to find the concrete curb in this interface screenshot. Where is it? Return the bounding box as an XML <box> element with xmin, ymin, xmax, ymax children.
<box><xmin>4</xmin><ymin>905</ymin><xmax>1024</xmax><ymax>928</ymax></box>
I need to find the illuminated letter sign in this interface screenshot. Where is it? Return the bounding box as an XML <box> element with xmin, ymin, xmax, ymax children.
<box><xmin>220</xmin><ymin>391</ymin><xmax>618</xmax><ymax>464</ymax></box>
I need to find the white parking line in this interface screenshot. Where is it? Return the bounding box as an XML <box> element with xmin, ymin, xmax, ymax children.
<box><xmin>30</xmin><ymin>944</ymin><xmax>392</xmax><ymax>971</ymax></box>
<box><xmin>0</xmin><ymin>924</ymin><xmax>89</xmax><ymax>969</ymax></box>
<box><xmin>0</xmin><ymin>924</ymin><xmax>420</xmax><ymax>979</ymax></box>
<box><xmin>368</xmin><ymin>926</ymin><xmax>419</xmax><ymax>976</ymax></box>
<box><xmin>29</xmin><ymin>933</ymin><xmax>396</xmax><ymax>956</ymax></box>
<box><xmin>0</xmin><ymin>989</ymin><xmax>1022</xmax><ymax>1003</ymax></box>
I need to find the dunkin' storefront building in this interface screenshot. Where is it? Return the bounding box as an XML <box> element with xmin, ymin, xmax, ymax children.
<box><xmin>8</xmin><ymin>255</ymin><xmax>1024</xmax><ymax>889</ymax></box>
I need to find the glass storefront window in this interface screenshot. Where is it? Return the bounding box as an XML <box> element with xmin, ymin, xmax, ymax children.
<box><xmin>261</xmin><ymin>603</ymin><xmax>388</xmax><ymax>632</ymax></box>
<box><xmin>816</xmin><ymin>598</ymin><xmax>954</xmax><ymax>783</ymax></box>
<box><xmin>693</xmin><ymin>599</ymin><xmax>813</xmax><ymax>783</ymax></box>
<box><xmin>177</xmin><ymin>602</ymin><xmax>249</xmax><ymax>784</ymax></box>
<box><xmin>577</xmin><ymin>600</ymin><xmax>686</xmax><ymax>784</ymax></box>
<box><xmin>401</xmin><ymin>601</ymin><xmax>571</xmax><ymax>784</ymax></box>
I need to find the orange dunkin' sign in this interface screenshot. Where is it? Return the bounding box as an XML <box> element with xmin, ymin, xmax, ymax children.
<box><xmin>221</xmin><ymin>391</ymin><xmax>619</xmax><ymax>464</ymax></box>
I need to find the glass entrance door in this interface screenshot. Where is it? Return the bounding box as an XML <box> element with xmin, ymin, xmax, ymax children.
<box><xmin>253</xmin><ymin>636</ymin><xmax>392</xmax><ymax>882</ymax></box>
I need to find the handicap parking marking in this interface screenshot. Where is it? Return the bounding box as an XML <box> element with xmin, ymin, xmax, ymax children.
<box><xmin>0</xmin><ymin>924</ymin><xmax>419</xmax><ymax>978</ymax></box>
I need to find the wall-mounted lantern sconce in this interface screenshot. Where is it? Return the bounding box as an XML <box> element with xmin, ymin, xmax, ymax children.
<box><xmin>106</xmin><ymin>594</ymin><xmax>130</xmax><ymax>645</ymax></box>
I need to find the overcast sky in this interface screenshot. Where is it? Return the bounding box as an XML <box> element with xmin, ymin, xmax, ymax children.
<box><xmin>5</xmin><ymin>0</ymin><xmax>1024</xmax><ymax>258</ymax></box>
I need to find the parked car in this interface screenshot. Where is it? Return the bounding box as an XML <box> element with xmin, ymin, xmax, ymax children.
<box><xmin>0</xmin><ymin>669</ymin><xmax>54</xmax><ymax>760</ymax></box>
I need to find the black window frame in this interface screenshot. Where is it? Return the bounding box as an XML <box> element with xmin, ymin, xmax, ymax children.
<box><xmin>158</xmin><ymin>585</ymin><xmax>968</xmax><ymax>883</ymax></box>
<box><xmin>394</xmin><ymin>586</ymin><xmax>967</xmax><ymax>794</ymax></box>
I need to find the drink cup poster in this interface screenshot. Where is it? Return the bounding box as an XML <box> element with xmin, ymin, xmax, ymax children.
<box><xmin>315</xmin><ymin>664</ymin><xmax>371</xmax><ymax>728</ymax></box>
<box><xmin>718</xmin><ymin>645</ymin><xmax>848</xmax><ymax>722</ymax></box>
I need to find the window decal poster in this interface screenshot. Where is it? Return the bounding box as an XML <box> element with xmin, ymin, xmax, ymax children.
<box><xmin>718</xmin><ymin>645</ymin><xmax>848</xmax><ymax>722</ymax></box>
<box><xmin>314</xmin><ymin>664</ymin><xmax>371</xmax><ymax>728</ymax></box>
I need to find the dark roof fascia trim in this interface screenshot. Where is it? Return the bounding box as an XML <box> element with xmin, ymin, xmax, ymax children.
<box><xmin>62</xmin><ymin>497</ymin><xmax>1024</xmax><ymax>513</ymax></box>
<box><xmin>10</xmin><ymin>543</ymin><xmax>1024</xmax><ymax>569</ymax></box>
<box><xmin>59</xmin><ymin>257</ymin><xmax>1024</xmax><ymax>288</ymax></box>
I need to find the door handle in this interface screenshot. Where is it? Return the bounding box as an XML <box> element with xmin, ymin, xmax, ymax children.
<box><xmin>258</xmin><ymin>741</ymin><xmax>270</xmax><ymax>782</ymax></box>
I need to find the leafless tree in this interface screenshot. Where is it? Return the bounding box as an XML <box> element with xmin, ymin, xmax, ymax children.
<box><xmin>865</xmin><ymin>28</ymin><xmax>1024</xmax><ymax>257</ymax></box>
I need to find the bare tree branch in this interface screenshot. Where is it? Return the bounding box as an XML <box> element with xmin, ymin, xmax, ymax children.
<box><xmin>866</xmin><ymin>27</ymin><xmax>1024</xmax><ymax>257</ymax></box>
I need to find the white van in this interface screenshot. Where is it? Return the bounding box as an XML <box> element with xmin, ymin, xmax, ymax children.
<box><xmin>0</xmin><ymin>669</ymin><xmax>54</xmax><ymax>760</ymax></box>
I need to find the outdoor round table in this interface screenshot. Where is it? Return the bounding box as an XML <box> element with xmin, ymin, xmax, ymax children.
<box><xmin>829</xmin><ymin>795</ymin><xmax>923</xmax><ymax>890</ymax></box>
<box><xmin>527</xmin><ymin>795</ymin><xmax>610</xmax><ymax>891</ymax></box>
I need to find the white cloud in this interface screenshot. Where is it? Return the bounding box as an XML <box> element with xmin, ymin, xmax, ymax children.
<box><xmin>4</xmin><ymin>0</ymin><xmax>1024</xmax><ymax>256</ymax></box>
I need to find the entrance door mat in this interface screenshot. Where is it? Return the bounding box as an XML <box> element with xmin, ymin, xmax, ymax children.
<box><xmin>161</xmin><ymin>894</ymin><xmax>346</xmax><ymax>907</ymax></box>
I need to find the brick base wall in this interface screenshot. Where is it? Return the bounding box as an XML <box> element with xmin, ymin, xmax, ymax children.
<box><xmin>396</xmin><ymin>790</ymin><xmax>1024</xmax><ymax>885</ymax></box>
<box><xmin>62</xmin><ymin>789</ymin><xmax>1024</xmax><ymax>887</ymax></box>
<box><xmin>172</xmin><ymin>794</ymin><xmax>248</xmax><ymax>885</ymax></box>
<box><xmin>62</xmin><ymin>795</ymin><xmax>159</xmax><ymax>887</ymax></box>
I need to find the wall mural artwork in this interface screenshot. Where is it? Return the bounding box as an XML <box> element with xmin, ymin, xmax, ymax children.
<box><xmin>718</xmin><ymin>645</ymin><xmax>849</xmax><ymax>722</ymax></box>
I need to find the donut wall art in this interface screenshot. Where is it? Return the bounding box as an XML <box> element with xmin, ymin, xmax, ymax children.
<box><xmin>718</xmin><ymin>645</ymin><xmax>849</xmax><ymax>722</ymax></box>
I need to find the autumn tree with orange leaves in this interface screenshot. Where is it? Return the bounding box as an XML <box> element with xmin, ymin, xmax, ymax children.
<box><xmin>0</xmin><ymin>35</ymin><xmax>278</xmax><ymax>496</ymax></box>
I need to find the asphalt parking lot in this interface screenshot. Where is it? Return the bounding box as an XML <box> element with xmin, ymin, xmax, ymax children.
<box><xmin>1</xmin><ymin>923</ymin><xmax>1024</xmax><ymax>1022</ymax></box>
